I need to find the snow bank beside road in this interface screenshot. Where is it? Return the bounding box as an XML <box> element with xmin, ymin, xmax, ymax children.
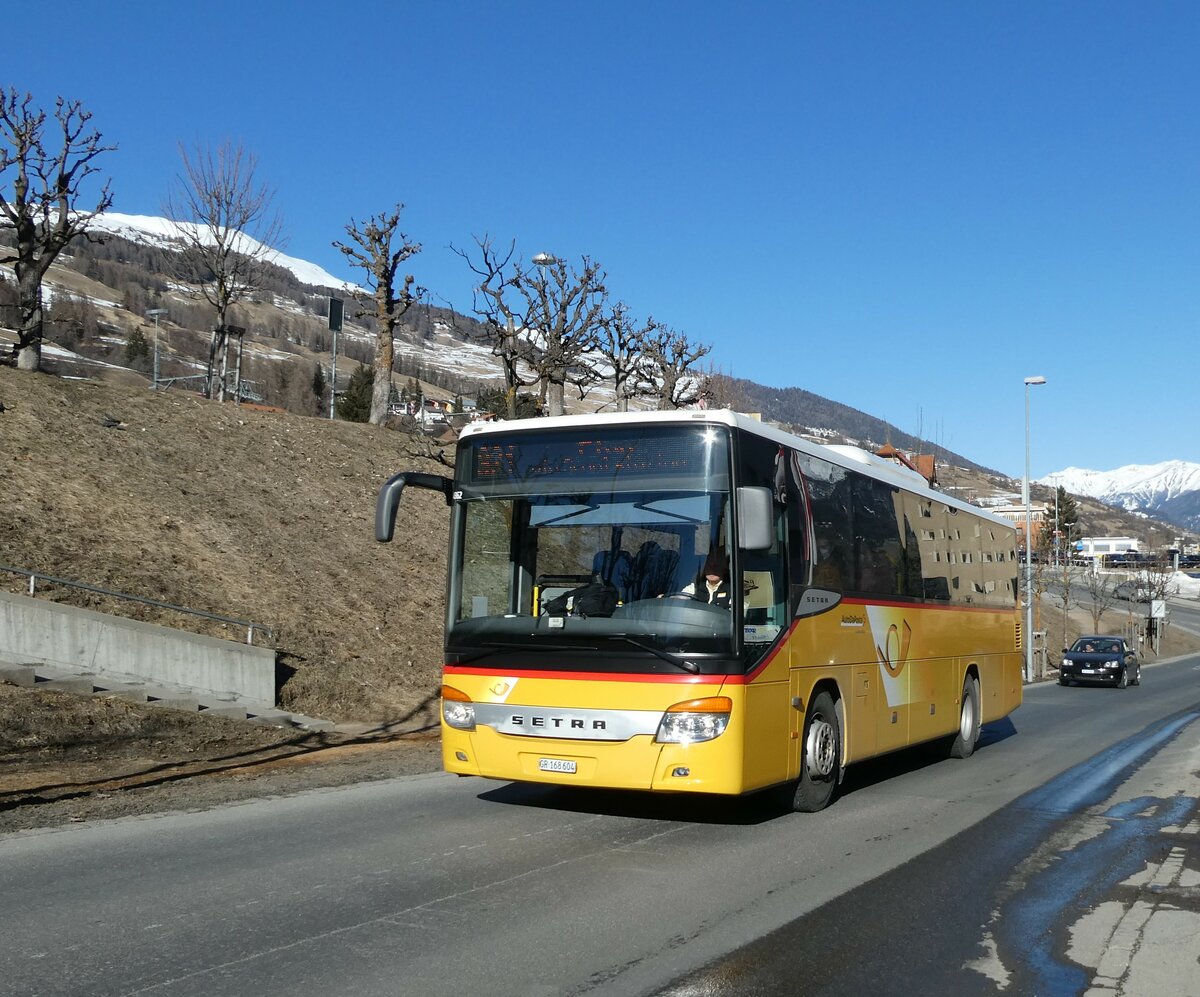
<box><xmin>1172</xmin><ymin>572</ymin><xmax>1200</xmax><ymax>601</ymax></box>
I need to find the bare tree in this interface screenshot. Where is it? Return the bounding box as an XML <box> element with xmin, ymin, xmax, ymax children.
<box><xmin>1082</xmin><ymin>565</ymin><xmax>1118</xmax><ymax>633</ymax></box>
<box><xmin>163</xmin><ymin>141</ymin><xmax>284</xmax><ymax>401</ymax></box>
<box><xmin>697</xmin><ymin>362</ymin><xmax>743</xmax><ymax>410</ymax></box>
<box><xmin>385</xmin><ymin>413</ymin><xmax>454</xmax><ymax>468</ymax></box>
<box><xmin>452</xmin><ymin>236</ymin><xmax>540</xmax><ymax>420</ymax></box>
<box><xmin>1139</xmin><ymin>554</ymin><xmax>1178</xmax><ymax>604</ymax></box>
<box><xmin>521</xmin><ymin>253</ymin><xmax>608</xmax><ymax>416</ymax></box>
<box><xmin>597</xmin><ymin>301</ymin><xmax>659</xmax><ymax>412</ymax></box>
<box><xmin>334</xmin><ymin>205</ymin><xmax>421</xmax><ymax>425</ymax></box>
<box><xmin>0</xmin><ymin>88</ymin><xmax>114</xmax><ymax>371</ymax></box>
<box><xmin>1043</xmin><ymin>557</ymin><xmax>1085</xmax><ymax>654</ymax></box>
<box><xmin>639</xmin><ymin>326</ymin><xmax>712</xmax><ymax>409</ymax></box>
<box><xmin>1138</xmin><ymin>554</ymin><xmax>1178</xmax><ymax>655</ymax></box>
<box><xmin>453</xmin><ymin>240</ymin><xmax>609</xmax><ymax>417</ymax></box>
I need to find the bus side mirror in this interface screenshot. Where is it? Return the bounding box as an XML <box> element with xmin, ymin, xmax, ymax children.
<box><xmin>375</xmin><ymin>472</ymin><xmax>454</xmax><ymax>541</ymax></box>
<box><xmin>737</xmin><ymin>486</ymin><xmax>774</xmax><ymax>551</ymax></box>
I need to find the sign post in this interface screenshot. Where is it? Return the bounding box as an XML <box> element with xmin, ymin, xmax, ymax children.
<box><xmin>328</xmin><ymin>297</ymin><xmax>344</xmax><ymax>419</ymax></box>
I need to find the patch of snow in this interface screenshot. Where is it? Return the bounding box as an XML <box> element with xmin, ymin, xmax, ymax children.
<box><xmin>39</xmin><ymin>341</ymin><xmax>135</xmax><ymax>371</ymax></box>
<box><xmin>1173</xmin><ymin>572</ymin><xmax>1200</xmax><ymax>601</ymax></box>
<box><xmin>89</xmin><ymin>212</ymin><xmax>358</xmax><ymax>293</ymax></box>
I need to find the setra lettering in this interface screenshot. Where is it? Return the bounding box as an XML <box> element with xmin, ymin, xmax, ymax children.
<box><xmin>508</xmin><ymin>715</ymin><xmax>607</xmax><ymax>731</ymax></box>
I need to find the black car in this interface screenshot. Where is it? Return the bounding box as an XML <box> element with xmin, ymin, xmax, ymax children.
<box><xmin>1059</xmin><ymin>636</ymin><xmax>1141</xmax><ymax>688</ymax></box>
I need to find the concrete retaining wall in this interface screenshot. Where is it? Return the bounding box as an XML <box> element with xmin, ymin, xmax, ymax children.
<box><xmin>0</xmin><ymin>590</ymin><xmax>276</xmax><ymax>708</ymax></box>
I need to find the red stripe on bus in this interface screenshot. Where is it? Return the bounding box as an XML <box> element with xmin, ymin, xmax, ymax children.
<box><xmin>443</xmin><ymin>665</ymin><xmax>718</xmax><ymax>684</ymax></box>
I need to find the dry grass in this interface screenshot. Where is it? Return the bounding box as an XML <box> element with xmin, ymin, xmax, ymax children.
<box><xmin>0</xmin><ymin>683</ymin><xmax>295</xmax><ymax>756</ymax></box>
<box><xmin>0</xmin><ymin>365</ymin><xmax>451</xmax><ymax>721</ymax></box>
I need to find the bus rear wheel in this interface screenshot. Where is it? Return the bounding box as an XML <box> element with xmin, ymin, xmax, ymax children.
<box><xmin>791</xmin><ymin>691</ymin><xmax>841</xmax><ymax>813</ymax></box>
<box><xmin>947</xmin><ymin>675</ymin><xmax>980</xmax><ymax>759</ymax></box>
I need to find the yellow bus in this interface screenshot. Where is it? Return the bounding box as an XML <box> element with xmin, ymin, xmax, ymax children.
<box><xmin>376</xmin><ymin>410</ymin><xmax>1022</xmax><ymax>811</ymax></box>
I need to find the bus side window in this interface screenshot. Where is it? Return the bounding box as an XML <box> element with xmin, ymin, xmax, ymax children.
<box><xmin>801</xmin><ymin>456</ymin><xmax>852</xmax><ymax>593</ymax></box>
<box><xmin>850</xmin><ymin>474</ymin><xmax>903</xmax><ymax>598</ymax></box>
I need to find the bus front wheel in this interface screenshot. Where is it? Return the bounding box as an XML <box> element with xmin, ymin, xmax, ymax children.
<box><xmin>791</xmin><ymin>691</ymin><xmax>841</xmax><ymax>813</ymax></box>
<box><xmin>947</xmin><ymin>675</ymin><xmax>980</xmax><ymax>759</ymax></box>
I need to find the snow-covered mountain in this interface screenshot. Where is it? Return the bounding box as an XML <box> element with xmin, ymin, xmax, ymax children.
<box><xmin>1039</xmin><ymin>461</ymin><xmax>1200</xmax><ymax>532</ymax></box>
<box><xmin>90</xmin><ymin>212</ymin><xmax>354</xmax><ymax>291</ymax></box>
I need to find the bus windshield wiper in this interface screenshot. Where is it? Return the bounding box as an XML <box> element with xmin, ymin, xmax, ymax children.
<box><xmin>607</xmin><ymin>634</ymin><xmax>700</xmax><ymax>674</ymax></box>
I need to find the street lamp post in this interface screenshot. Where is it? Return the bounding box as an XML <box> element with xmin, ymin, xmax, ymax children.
<box><xmin>146</xmin><ymin>309</ymin><xmax>168</xmax><ymax>390</ymax></box>
<box><xmin>1023</xmin><ymin>375</ymin><xmax>1047</xmax><ymax>683</ymax></box>
<box><xmin>1051</xmin><ymin>475</ymin><xmax>1060</xmax><ymax>569</ymax></box>
<box><xmin>531</xmin><ymin>254</ymin><xmax>558</xmax><ymax>414</ymax></box>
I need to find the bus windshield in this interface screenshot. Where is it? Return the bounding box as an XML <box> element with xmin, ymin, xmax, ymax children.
<box><xmin>449</xmin><ymin>425</ymin><xmax>736</xmax><ymax>659</ymax></box>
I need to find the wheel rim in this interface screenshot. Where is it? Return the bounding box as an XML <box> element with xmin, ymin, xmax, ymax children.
<box><xmin>805</xmin><ymin>714</ymin><xmax>837</xmax><ymax>779</ymax></box>
<box><xmin>959</xmin><ymin>689</ymin><xmax>976</xmax><ymax>741</ymax></box>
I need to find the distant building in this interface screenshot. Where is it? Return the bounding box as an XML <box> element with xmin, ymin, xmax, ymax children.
<box><xmin>873</xmin><ymin>444</ymin><xmax>938</xmax><ymax>487</ymax></box>
<box><xmin>1074</xmin><ymin>537</ymin><xmax>1140</xmax><ymax>559</ymax></box>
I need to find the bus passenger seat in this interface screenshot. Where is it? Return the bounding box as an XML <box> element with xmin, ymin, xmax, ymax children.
<box><xmin>592</xmin><ymin>549</ymin><xmax>633</xmax><ymax>600</ymax></box>
<box><xmin>630</xmin><ymin>542</ymin><xmax>678</xmax><ymax>600</ymax></box>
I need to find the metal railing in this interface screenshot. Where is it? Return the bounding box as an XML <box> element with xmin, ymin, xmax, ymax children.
<box><xmin>0</xmin><ymin>565</ymin><xmax>274</xmax><ymax>645</ymax></box>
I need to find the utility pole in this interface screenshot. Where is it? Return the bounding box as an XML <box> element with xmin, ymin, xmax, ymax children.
<box><xmin>147</xmin><ymin>309</ymin><xmax>167</xmax><ymax>389</ymax></box>
<box><xmin>1022</xmin><ymin>375</ymin><xmax>1047</xmax><ymax>683</ymax></box>
<box><xmin>1051</xmin><ymin>477</ymin><xmax>1060</xmax><ymax>568</ymax></box>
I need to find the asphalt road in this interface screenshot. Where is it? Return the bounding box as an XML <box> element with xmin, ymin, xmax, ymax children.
<box><xmin>1166</xmin><ymin>595</ymin><xmax>1200</xmax><ymax>636</ymax></box>
<box><xmin>3</xmin><ymin>654</ymin><xmax>1199</xmax><ymax>997</ymax></box>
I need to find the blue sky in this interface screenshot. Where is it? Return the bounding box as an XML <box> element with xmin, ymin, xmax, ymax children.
<box><xmin>9</xmin><ymin>2</ymin><xmax>1198</xmax><ymax>479</ymax></box>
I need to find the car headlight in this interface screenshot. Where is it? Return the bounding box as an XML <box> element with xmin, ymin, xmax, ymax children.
<box><xmin>656</xmin><ymin>697</ymin><xmax>732</xmax><ymax>744</ymax></box>
<box><xmin>1061</xmin><ymin>658</ymin><xmax>1070</xmax><ymax>668</ymax></box>
<box><xmin>441</xmin><ymin>685</ymin><xmax>476</xmax><ymax>731</ymax></box>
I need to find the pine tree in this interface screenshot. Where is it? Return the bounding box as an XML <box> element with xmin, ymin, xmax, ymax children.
<box><xmin>478</xmin><ymin>387</ymin><xmax>539</xmax><ymax>419</ymax></box>
<box><xmin>337</xmin><ymin>364</ymin><xmax>374</xmax><ymax>422</ymax></box>
<box><xmin>1039</xmin><ymin>485</ymin><xmax>1082</xmax><ymax>562</ymax></box>
<box><xmin>311</xmin><ymin>361</ymin><xmax>326</xmax><ymax>400</ymax></box>
<box><xmin>125</xmin><ymin>328</ymin><xmax>150</xmax><ymax>370</ymax></box>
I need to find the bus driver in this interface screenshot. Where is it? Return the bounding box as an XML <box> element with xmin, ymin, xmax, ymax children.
<box><xmin>681</xmin><ymin>550</ymin><xmax>731</xmax><ymax>608</ymax></box>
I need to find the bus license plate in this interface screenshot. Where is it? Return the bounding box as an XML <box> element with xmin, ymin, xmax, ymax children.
<box><xmin>539</xmin><ymin>757</ymin><xmax>577</xmax><ymax>774</ymax></box>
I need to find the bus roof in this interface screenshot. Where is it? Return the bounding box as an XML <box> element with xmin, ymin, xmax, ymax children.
<box><xmin>456</xmin><ymin>409</ymin><xmax>1011</xmax><ymax>530</ymax></box>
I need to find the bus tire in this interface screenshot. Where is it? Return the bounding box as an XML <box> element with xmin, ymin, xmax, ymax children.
<box><xmin>792</xmin><ymin>691</ymin><xmax>840</xmax><ymax>813</ymax></box>
<box><xmin>947</xmin><ymin>675</ymin><xmax>980</xmax><ymax>759</ymax></box>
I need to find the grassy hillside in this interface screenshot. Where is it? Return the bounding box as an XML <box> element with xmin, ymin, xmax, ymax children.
<box><xmin>0</xmin><ymin>365</ymin><xmax>452</xmax><ymax>721</ymax></box>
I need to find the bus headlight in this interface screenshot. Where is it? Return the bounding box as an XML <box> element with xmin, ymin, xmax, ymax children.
<box><xmin>441</xmin><ymin>685</ymin><xmax>476</xmax><ymax>731</ymax></box>
<box><xmin>656</xmin><ymin>697</ymin><xmax>732</xmax><ymax>744</ymax></box>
